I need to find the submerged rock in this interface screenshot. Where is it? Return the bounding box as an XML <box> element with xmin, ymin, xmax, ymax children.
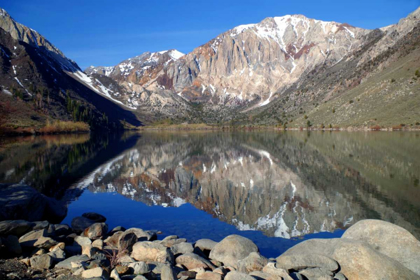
<box><xmin>81</xmin><ymin>212</ymin><xmax>107</xmax><ymax>223</ymax></box>
<box><xmin>0</xmin><ymin>184</ymin><xmax>66</xmax><ymax>223</ymax></box>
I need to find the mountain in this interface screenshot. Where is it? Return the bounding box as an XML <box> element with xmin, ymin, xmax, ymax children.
<box><xmin>0</xmin><ymin>8</ymin><xmax>141</xmax><ymax>133</ymax></box>
<box><xmin>84</xmin><ymin>8</ymin><xmax>420</xmax><ymax>127</ymax></box>
<box><xmin>1</xmin><ymin>6</ymin><xmax>419</xmax><ymax>129</ymax></box>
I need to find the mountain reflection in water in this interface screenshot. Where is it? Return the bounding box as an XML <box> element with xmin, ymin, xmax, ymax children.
<box><xmin>1</xmin><ymin>131</ymin><xmax>419</xmax><ymax>255</ymax></box>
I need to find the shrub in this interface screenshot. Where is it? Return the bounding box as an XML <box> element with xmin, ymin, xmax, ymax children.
<box><xmin>391</xmin><ymin>78</ymin><xmax>396</xmax><ymax>83</ymax></box>
<box><xmin>332</xmin><ymin>108</ymin><xmax>335</xmax><ymax>113</ymax></box>
<box><xmin>39</xmin><ymin>121</ymin><xmax>90</xmax><ymax>134</ymax></box>
<box><xmin>392</xmin><ymin>125</ymin><xmax>402</xmax><ymax>131</ymax></box>
<box><xmin>349</xmin><ymin>100</ymin><xmax>354</xmax><ymax>104</ymax></box>
<box><xmin>304</xmin><ymin>115</ymin><xmax>308</xmax><ymax>119</ymax></box>
<box><xmin>371</xmin><ymin>125</ymin><xmax>381</xmax><ymax>131</ymax></box>
<box><xmin>415</xmin><ymin>70</ymin><xmax>420</xmax><ymax>77</ymax></box>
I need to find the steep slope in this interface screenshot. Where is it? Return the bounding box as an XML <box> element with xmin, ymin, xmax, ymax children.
<box><xmin>86</xmin><ymin>15</ymin><xmax>369</xmax><ymax>123</ymax></box>
<box><xmin>0</xmin><ymin>8</ymin><xmax>141</xmax><ymax>132</ymax></box>
<box><xmin>246</xmin><ymin>8</ymin><xmax>420</xmax><ymax>128</ymax></box>
<box><xmin>84</xmin><ymin>50</ymin><xmax>195</xmax><ymax>122</ymax></box>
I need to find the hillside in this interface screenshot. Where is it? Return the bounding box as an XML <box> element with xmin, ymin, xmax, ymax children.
<box><xmin>0</xmin><ymin>8</ymin><xmax>141</xmax><ymax>134</ymax></box>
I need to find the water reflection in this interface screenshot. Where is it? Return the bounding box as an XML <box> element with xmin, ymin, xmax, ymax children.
<box><xmin>1</xmin><ymin>131</ymin><xmax>419</xmax><ymax>240</ymax></box>
<box><xmin>68</xmin><ymin>131</ymin><xmax>420</xmax><ymax>239</ymax></box>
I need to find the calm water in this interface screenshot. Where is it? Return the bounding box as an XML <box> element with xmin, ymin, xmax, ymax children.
<box><xmin>1</xmin><ymin>131</ymin><xmax>419</xmax><ymax>257</ymax></box>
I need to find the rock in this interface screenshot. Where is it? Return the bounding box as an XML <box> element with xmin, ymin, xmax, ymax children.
<box><xmin>342</xmin><ymin>219</ymin><xmax>420</xmax><ymax>275</ymax></box>
<box><xmin>33</xmin><ymin>248</ymin><xmax>47</xmax><ymax>255</ymax></box>
<box><xmin>48</xmin><ymin>248</ymin><xmax>66</xmax><ymax>262</ymax></box>
<box><xmin>275</xmin><ymin>254</ymin><xmax>338</xmax><ymax>272</ymax></box>
<box><xmin>92</xmin><ymin>239</ymin><xmax>104</xmax><ymax>250</ymax></box>
<box><xmin>213</xmin><ymin>266</ymin><xmax>228</xmax><ymax>275</ymax></box>
<box><xmin>33</xmin><ymin>236</ymin><xmax>58</xmax><ymax>250</ymax></box>
<box><xmin>124</xmin><ymin>228</ymin><xmax>155</xmax><ymax>241</ymax></box>
<box><xmin>110</xmin><ymin>226</ymin><xmax>125</xmax><ymax>234</ymax></box>
<box><xmin>118</xmin><ymin>232</ymin><xmax>137</xmax><ymax>250</ymax></box>
<box><xmin>299</xmin><ymin>268</ymin><xmax>334</xmax><ymax>280</ymax></box>
<box><xmin>171</xmin><ymin>242</ymin><xmax>194</xmax><ymax>255</ymax></box>
<box><xmin>133</xmin><ymin>276</ymin><xmax>147</xmax><ymax>280</ymax></box>
<box><xmin>82</xmin><ymin>223</ymin><xmax>108</xmax><ymax>240</ymax></box>
<box><xmin>82</xmin><ymin>212</ymin><xmax>107</xmax><ymax>223</ymax></box>
<box><xmin>0</xmin><ymin>184</ymin><xmax>66</xmax><ymax>223</ymax></box>
<box><xmin>196</xmin><ymin>271</ymin><xmax>224</xmax><ymax>280</ymax></box>
<box><xmin>20</xmin><ymin>258</ymin><xmax>31</xmax><ymax>266</ymax></box>
<box><xmin>33</xmin><ymin>221</ymin><xmax>50</xmax><ymax>230</ymax></box>
<box><xmin>74</xmin><ymin>236</ymin><xmax>92</xmax><ymax>247</ymax></box>
<box><xmin>73</xmin><ymin>267</ymin><xmax>85</xmax><ymax>276</ymax></box>
<box><xmin>110</xmin><ymin>269</ymin><xmax>121</xmax><ymax>280</ymax></box>
<box><xmin>0</xmin><ymin>220</ymin><xmax>34</xmax><ymax>237</ymax></box>
<box><xmin>115</xmin><ymin>265</ymin><xmax>130</xmax><ymax>275</ymax></box>
<box><xmin>30</xmin><ymin>254</ymin><xmax>53</xmax><ymax>270</ymax></box>
<box><xmin>334</xmin><ymin>272</ymin><xmax>347</xmax><ymax>280</ymax></box>
<box><xmin>104</xmin><ymin>231</ymin><xmax>123</xmax><ymax>247</ymax></box>
<box><xmin>282</xmin><ymin>238</ymin><xmax>419</xmax><ymax>280</ymax></box>
<box><xmin>262</xmin><ymin>263</ymin><xmax>293</xmax><ymax>280</ymax></box>
<box><xmin>177</xmin><ymin>271</ymin><xmax>197</xmax><ymax>279</ymax></box>
<box><xmin>238</xmin><ymin>252</ymin><xmax>268</xmax><ymax>274</ymax></box>
<box><xmin>161</xmin><ymin>264</ymin><xmax>177</xmax><ymax>280</ymax></box>
<box><xmin>82</xmin><ymin>267</ymin><xmax>108</xmax><ymax>279</ymax></box>
<box><xmin>176</xmin><ymin>252</ymin><xmax>216</xmax><ymax>270</ymax></box>
<box><xmin>50</xmin><ymin>224</ymin><xmax>72</xmax><ymax>236</ymax></box>
<box><xmin>19</xmin><ymin>229</ymin><xmax>46</xmax><ymax>247</ymax></box>
<box><xmin>249</xmin><ymin>271</ymin><xmax>280</xmax><ymax>280</ymax></box>
<box><xmin>56</xmin><ymin>255</ymin><xmax>90</xmax><ymax>269</ymax></box>
<box><xmin>119</xmin><ymin>254</ymin><xmax>135</xmax><ymax>264</ymax></box>
<box><xmin>3</xmin><ymin>235</ymin><xmax>22</xmax><ymax>255</ymax></box>
<box><xmin>195</xmin><ymin>238</ymin><xmax>217</xmax><ymax>252</ymax></box>
<box><xmin>161</xmin><ymin>237</ymin><xmax>187</xmax><ymax>247</ymax></box>
<box><xmin>82</xmin><ymin>244</ymin><xmax>94</xmax><ymax>257</ymax></box>
<box><xmin>131</xmin><ymin>241</ymin><xmax>174</xmax><ymax>263</ymax></box>
<box><xmin>209</xmin><ymin>235</ymin><xmax>258</xmax><ymax>268</ymax></box>
<box><xmin>49</xmin><ymin>242</ymin><xmax>65</xmax><ymax>251</ymax></box>
<box><xmin>71</xmin><ymin>216</ymin><xmax>95</xmax><ymax>233</ymax></box>
<box><xmin>128</xmin><ymin>261</ymin><xmax>150</xmax><ymax>275</ymax></box>
<box><xmin>225</xmin><ymin>271</ymin><xmax>255</xmax><ymax>280</ymax></box>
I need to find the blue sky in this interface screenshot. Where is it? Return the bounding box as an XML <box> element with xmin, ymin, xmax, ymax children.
<box><xmin>2</xmin><ymin>0</ymin><xmax>419</xmax><ymax>69</ymax></box>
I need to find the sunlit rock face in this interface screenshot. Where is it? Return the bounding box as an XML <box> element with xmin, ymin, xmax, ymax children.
<box><xmin>74</xmin><ymin>132</ymin><xmax>420</xmax><ymax>239</ymax></box>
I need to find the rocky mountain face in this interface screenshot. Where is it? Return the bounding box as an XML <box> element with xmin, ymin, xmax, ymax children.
<box><xmin>84</xmin><ymin>7</ymin><xmax>420</xmax><ymax>125</ymax></box>
<box><xmin>0</xmin><ymin>8</ymin><xmax>140</xmax><ymax>131</ymax></box>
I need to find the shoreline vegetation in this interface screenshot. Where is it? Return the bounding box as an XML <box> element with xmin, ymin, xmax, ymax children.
<box><xmin>0</xmin><ymin>214</ymin><xmax>419</xmax><ymax>280</ymax></box>
<box><xmin>1</xmin><ymin>121</ymin><xmax>419</xmax><ymax>136</ymax></box>
<box><xmin>0</xmin><ymin>121</ymin><xmax>90</xmax><ymax>136</ymax></box>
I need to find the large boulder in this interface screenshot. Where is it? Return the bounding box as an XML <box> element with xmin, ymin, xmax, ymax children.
<box><xmin>82</xmin><ymin>267</ymin><xmax>108</xmax><ymax>279</ymax></box>
<box><xmin>0</xmin><ymin>220</ymin><xmax>34</xmax><ymax>237</ymax></box>
<box><xmin>131</xmin><ymin>241</ymin><xmax>174</xmax><ymax>264</ymax></box>
<box><xmin>276</xmin><ymin>254</ymin><xmax>339</xmax><ymax>272</ymax></box>
<box><xmin>171</xmin><ymin>242</ymin><xmax>194</xmax><ymax>255</ymax></box>
<box><xmin>209</xmin><ymin>235</ymin><xmax>258</xmax><ymax>268</ymax></box>
<box><xmin>281</xmin><ymin>238</ymin><xmax>419</xmax><ymax>280</ymax></box>
<box><xmin>0</xmin><ymin>184</ymin><xmax>66</xmax><ymax>223</ymax></box>
<box><xmin>342</xmin><ymin>219</ymin><xmax>420</xmax><ymax>276</ymax></box>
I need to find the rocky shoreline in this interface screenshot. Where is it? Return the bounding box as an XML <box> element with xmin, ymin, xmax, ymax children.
<box><xmin>0</xmin><ymin>215</ymin><xmax>419</xmax><ymax>280</ymax></box>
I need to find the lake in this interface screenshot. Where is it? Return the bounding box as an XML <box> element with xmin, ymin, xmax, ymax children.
<box><xmin>0</xmin><ymin>131</ymin><xmax>419</xmax><ymax>257</ymax></box>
